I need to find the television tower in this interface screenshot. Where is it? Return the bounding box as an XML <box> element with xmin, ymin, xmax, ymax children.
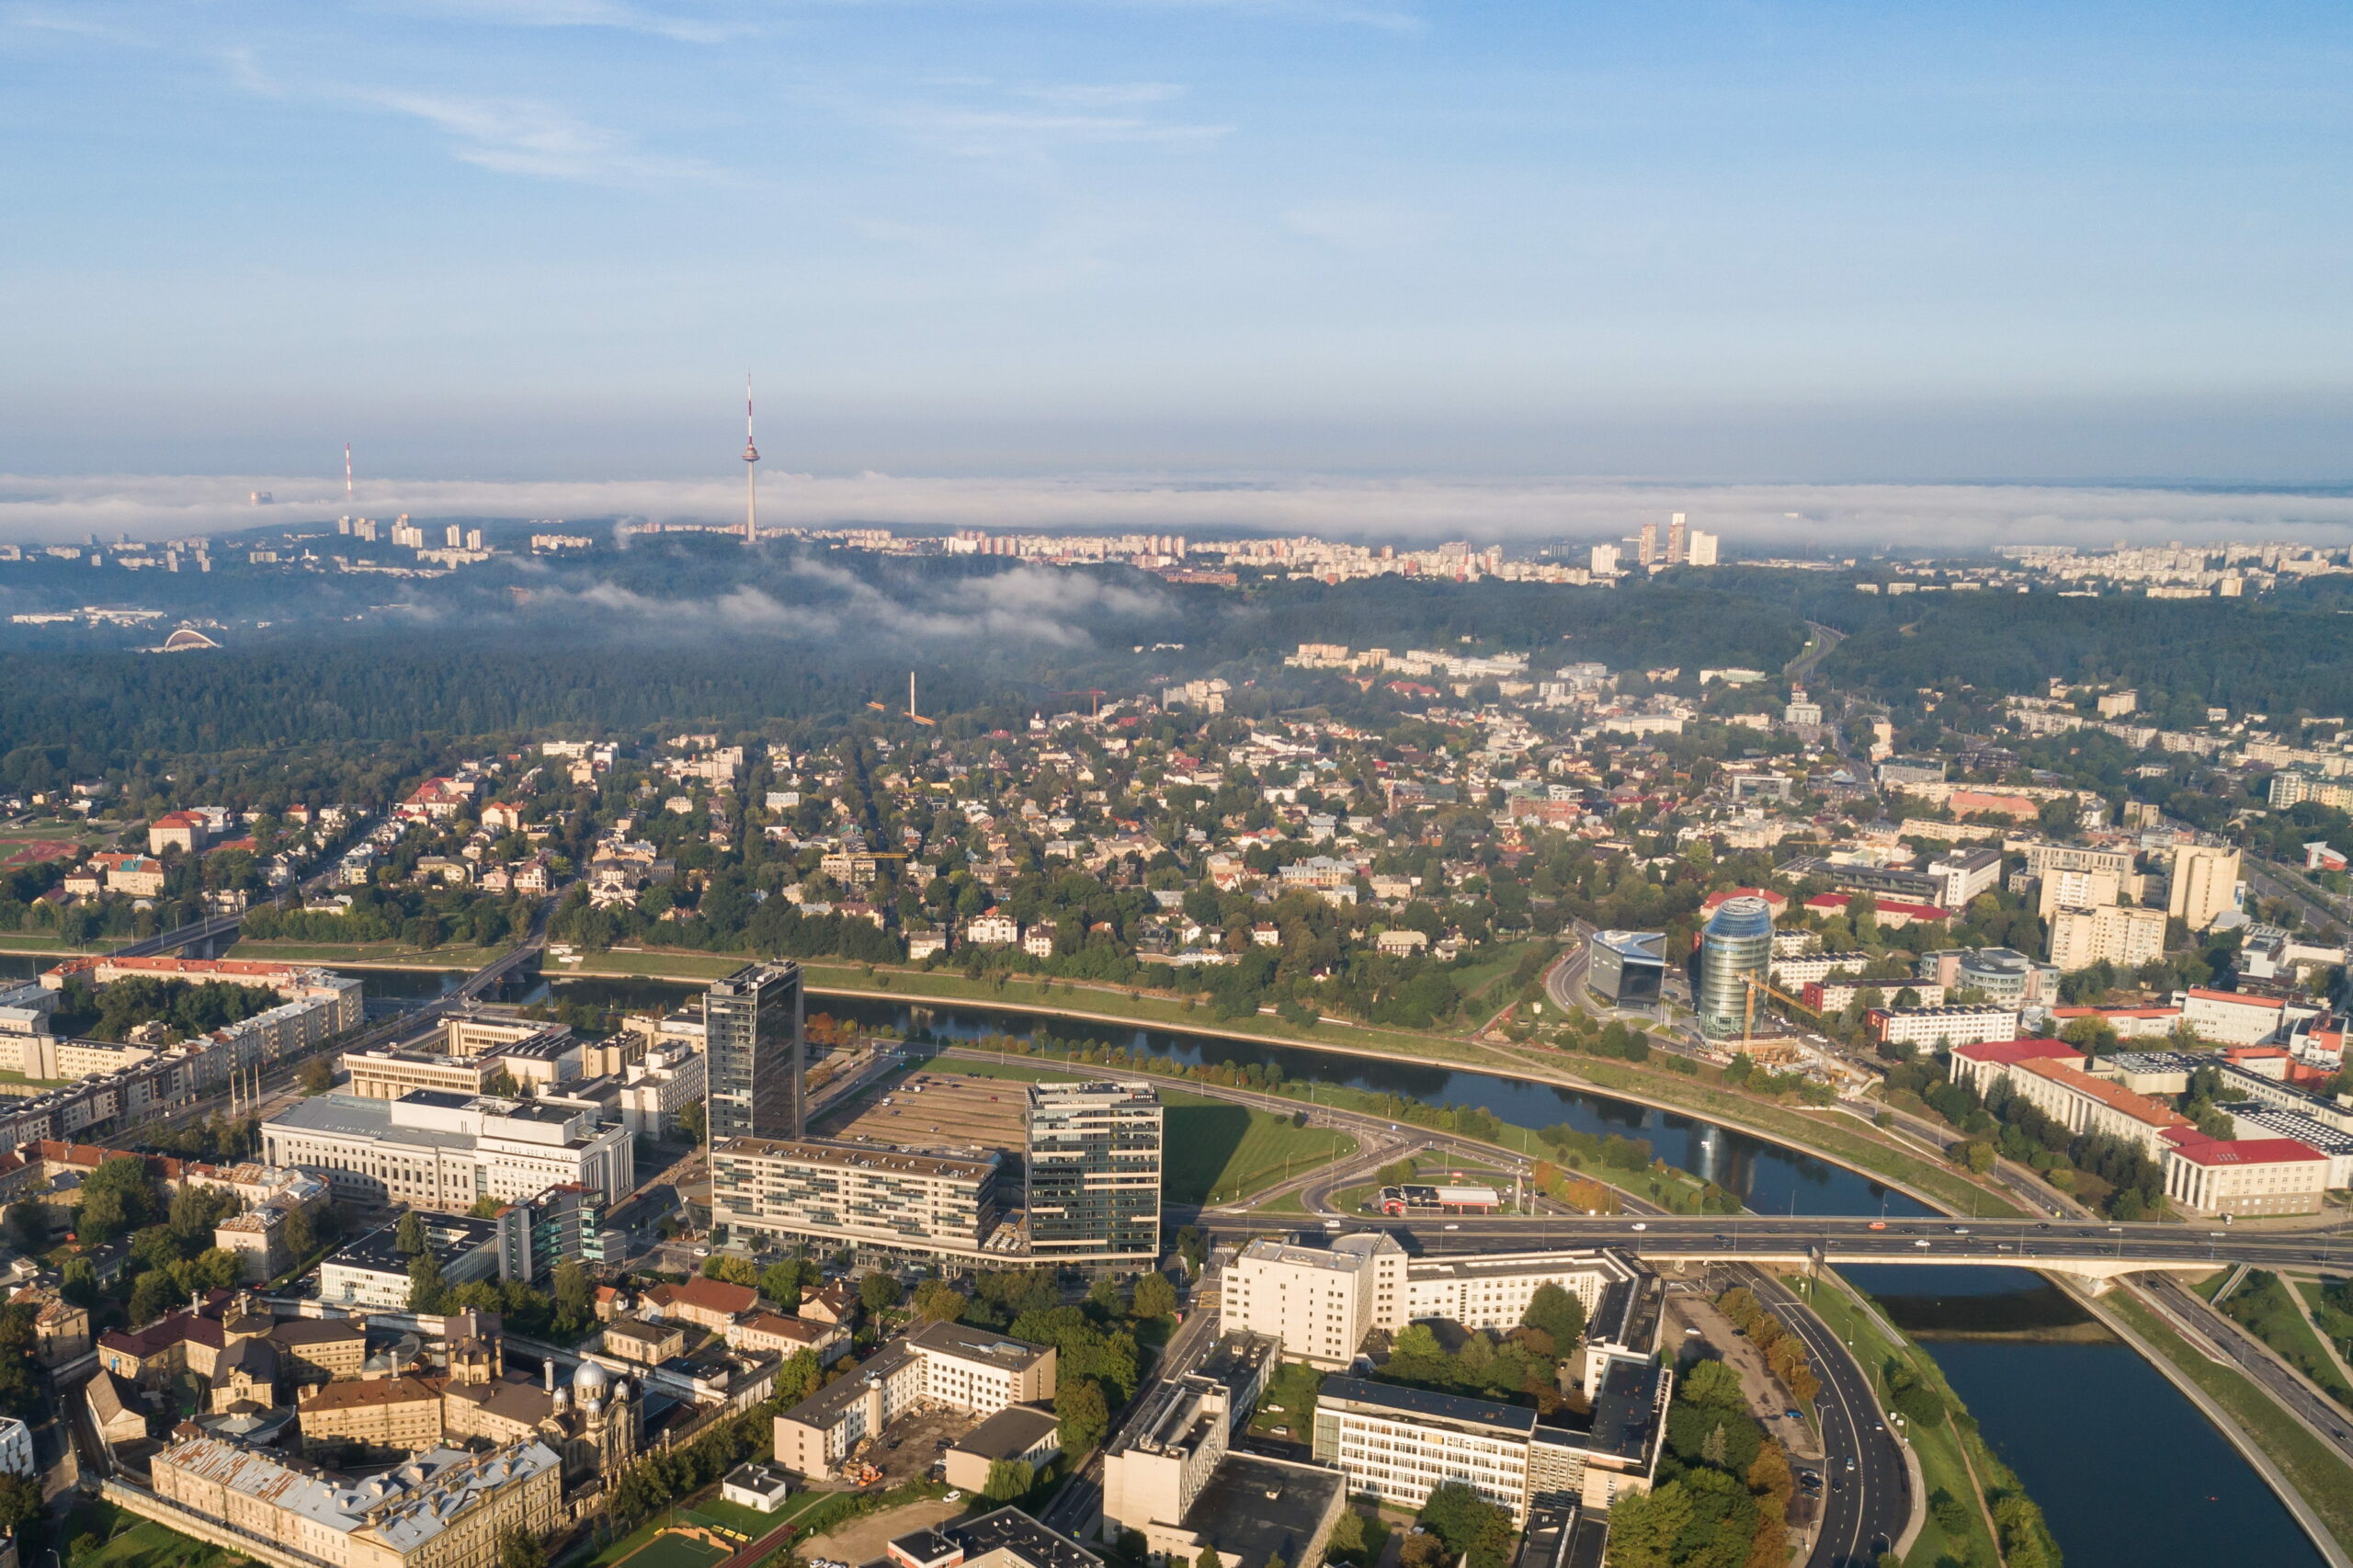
<box><xmin>345</xmin><ymin>442</ymin><xmax>354</xmax><ymax>500</ymax></box>
<box><xmin>741</xmin><ymin>374</ymin><xmax>760</xmax><ymax>543</ymax></box>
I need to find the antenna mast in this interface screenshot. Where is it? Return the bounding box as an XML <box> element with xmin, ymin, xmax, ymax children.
<box><xmin>742</xmin><ymin>374</ymin><xmax>760</xmax><ymax>543</ymax></box>
<box><xmin>345</xmin><ymin>442</ymin><xmax>354</xmax><ymax>500</ymax></box>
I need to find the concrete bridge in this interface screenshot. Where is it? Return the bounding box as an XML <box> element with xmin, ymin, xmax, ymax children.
<box><xmin>1200</xmin><ymin>1211</ymin><xmax>2352</xmax><ymax>1290</ymax></box>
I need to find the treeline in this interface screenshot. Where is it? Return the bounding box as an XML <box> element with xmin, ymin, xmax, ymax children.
<box><xmin>48</xmin><ymin>975</ymin><xmax>282</xmax><ymax>1043</ymax></box>
<box><xmin>1606</xmin><ymin>1357</ymin><xmax>1796</xmax><ymax>1568</ymax></box>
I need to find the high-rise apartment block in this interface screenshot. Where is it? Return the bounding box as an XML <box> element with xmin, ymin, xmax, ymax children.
<box><xmin>1025</xmin><ymin>1081</ymin><xmax>1163</xmax><ymax>1263</ymax></box>
<box><xmin>705</xmin><ymin>961</ymin><xmax>804</xmax><ymax>1143</ymax></box>
<box><xmin>2166</xmin><ymin>845</ymin><xmax>2243</xmax><ymax>932</ymax></box>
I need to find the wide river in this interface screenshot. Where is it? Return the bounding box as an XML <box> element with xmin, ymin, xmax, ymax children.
<box><xmin>4</xmin><ymin>953</ymin><xmax>2320</xmax><ymax>1567</ymax></box>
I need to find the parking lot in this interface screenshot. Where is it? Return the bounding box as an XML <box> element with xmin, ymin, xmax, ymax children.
<box><xmin>850</xmin><ymin>1404</ymin><xmax>980</xmax><ymax>1488</ymax></box>
<box><xmin>817</xmin><ymin>1071</ymin><xmax>1029</xmax><ymax>1161</ymax></box>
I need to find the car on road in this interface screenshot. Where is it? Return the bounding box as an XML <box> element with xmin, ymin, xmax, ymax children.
<box><xmin>1867</xmin><ymin>1221</ymin><xmax>1886</xmax><ymax>1230</ymax></box>
<box><xmin>1948</xmin><ymin>1224</ymin><xmax>1969</xmax><ymax>1234</ymax></box>
<box><xmin>1785</xmin><ymin>1408</ymin><xmax>1801</xmax><ymax>1420</ymax></box>
<box><xmin>1631</xmin><ymin>1221</ymin><xmax>1647</xmax><ymax>1231</ymax></box>
<box><xmin>1797</xmin><ymin>1470</ymin><xmax>1822</xmax><ymax>1493</ymax></box>
<box><xmin>1845</xmin><ymin>1455</ymin><xmax>1856</xmax><ymax>1471</ymax></box>
<box><xmin>1444</xmin><ymin>1223</ymin><xmax>1460</xmax><ymax>1231</ymax></box>
<box><xmin>1914</xmin><ymin>1239</ymin><xmax>1931</xmax><ymax>1248</ymax></box>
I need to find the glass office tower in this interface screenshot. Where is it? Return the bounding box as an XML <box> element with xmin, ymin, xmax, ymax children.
<box><xmin>704</xmin><ymin>960</ymin><xmax>804</xmax><ymax>1143</ymax></box>
<box><xmin>1025</xmin><ymin>1080</ymin><xmax>1163</xmax><ymax>1263</ymax></box>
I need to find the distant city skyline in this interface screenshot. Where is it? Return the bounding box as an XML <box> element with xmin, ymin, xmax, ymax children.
<box><xmin>6</xmin><ymin>3</ymin><xmax>2353</xmax><ymax>482</ymax></box>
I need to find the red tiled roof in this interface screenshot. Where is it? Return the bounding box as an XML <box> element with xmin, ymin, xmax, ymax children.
<box><xmin>1952</xmin><ymin>1039</ymin><xmax>2081</xmax><ymax>1066</ymax></box>
<box><xmin>2168</xmin><ymin>1135</ymin><xmax>2328</xmax><ymax>1168</ymax></box>
<box><xmin>648</xmin><ymin>1278</ymin><xmax>757</xmax><ymax>1317</ymax></box>
<box><xmin>2188</xmin><ymin>988</ymin><xmax>2285</xmax><ymax>1010</ymax></box>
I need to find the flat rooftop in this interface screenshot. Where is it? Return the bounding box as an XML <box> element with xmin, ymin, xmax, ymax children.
<box><xmin>816</xmin><ymin>1070</ymin><xmax>1029</xmax><ymax>1161</ymax></box>
<box><xmin>715</xmin><ymin>1135</ymin><xmax>998</xmax><ymax>1181</ymax></box>
<box><xmin>1179</xmin><ymin>1455</ymin><xmax>1345</xmax><ymax>1568</ymax></box>
<box><xmin>1318</xmin><ymin>1376</ymin><xmax>1538</xmax><ymax>1437</ymax></box>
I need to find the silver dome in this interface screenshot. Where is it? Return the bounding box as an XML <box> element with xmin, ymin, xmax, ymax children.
<box><xmin>572</xmin><ymin>1359</ymin><xmax>611</xmax><ymax>1396</ymax></box>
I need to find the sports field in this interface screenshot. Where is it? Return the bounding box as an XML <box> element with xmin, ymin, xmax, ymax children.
<box><xmin>613</xmin><ymin>1530</ymin><xmax>733</xmax><ymax>1568</ymax></box>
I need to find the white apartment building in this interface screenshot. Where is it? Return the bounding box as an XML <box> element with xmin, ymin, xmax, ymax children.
<box><xmin>1310</xmin><ymin>1357</ymin><xmax>1669</xmax><ymax>1524</ymax></box>
<box><xmin>2166</xmin><ymin>845</ymin><xmax>2243</xmax><ymax>931</ymax></box>
<box><xmin>618</xmin><ymin>1045</ymin><xmax>706</xmax><ymax>1137</ymax></box>
<box><xmin>263</xmin><ymin>1090</ymin><xmax>635</xmax><ymax>1207</ymax></box>
<box><xmin>1926</xmin><ymin>847</ymin><xmax>2003</xmax><ymax>910</ymax></box>
<box><xmin>0</xmin><ymin>1415</ymin><xmax>30</xmax><ymax>1477</ymax></box>
<box><xmin>1221</xmin><ymin>1234</ymin><xmax>1403</xmax><ymax>1368</ymax></box>
<box><xmin>1867</xmin><ymin>1006</ymin><xmax>2021</xmax><ymax>1051</ymax></box>
<box><xmin>1222</xmin><ymin>1236</ymin><xmax>1646</xmax><ymax>1369</ymax></box>
<box><xmin>2047</xmin><ymin>904</ymin><xmax>2167</xmax><ymax>971</ymax></box>
<box><xmin>2037</xmin><ymin>867</ymin><xmax>2128</xmax><ymax>917</ymax></box>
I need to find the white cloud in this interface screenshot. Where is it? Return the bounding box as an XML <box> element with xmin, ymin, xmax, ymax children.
<box><xmin>384</xmin><ymin>0</ymin><xmax>744</xmax><ymax>43</ymax></box>
<box><xmin>16</xmin><ymin>472</ymin><xmax>2353</xmax><ymax>556</ymax></box>
<box><xmin>358</xmin><ymin>89</ymin><xmax>722</xmax><ymax>184</ymax></box>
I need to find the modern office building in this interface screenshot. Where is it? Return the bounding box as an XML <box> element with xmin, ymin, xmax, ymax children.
<box><xmin>710</xmin><ymin>1135</ymin><xmax>1009</xmax><ymax>1262</ymax></box>
<box><xmin>706</xmin><ymin>961</ymin><xmax>806</xmax><ymax>1144</ymax></box>
<box><xmin>1025</xmin><ymin>1081</ymin><xmax>1163</xmax><ymax>1264</ymax></box>
<box><xmin>1585</xmin><ymin>930</ymin><xmax>1665</xmax><ymax>1007</ymax></box>
<box><xmin>1697</xmin><ymin>896</ymin><xmax>1775</xmax><ymax>1037</ymax></box>
<box><xmin>262</xmin><ymin>1090</ymin><xmax>635</xmax><ymax>1208</ymax></box>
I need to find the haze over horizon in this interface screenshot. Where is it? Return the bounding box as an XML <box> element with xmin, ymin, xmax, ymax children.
<box><xmin>7</xmin><ymin>1</ymin><xmax>2353</xmax><ymax>485</ymax></box>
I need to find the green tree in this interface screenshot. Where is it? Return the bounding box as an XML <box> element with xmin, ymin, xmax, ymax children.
<box><xmin>408</xmin><ymin>1250</ymin><xmax>449</xmax><ymax>1312</ymax></box>
<box><xmin>1132</xmin><ymin>1270</ymin><xmax>1180</xmax><ymax>1321</ymax></box>
<box><xmin>860</xmin><ymin>1270</ymin><xmax>904</xmax><ymax>1313</ymax></box>
<box><xmin>677</xmin><ymin>1101</ymin><xmax>707</xmax><ymax>1143</ymax></box>
<box><xmin>1418</xmin><ymin>1483</ymin><xmax>1517</xmax><ymax>1568</ymax></box>
<box><xmin>1601</xmin><ymin>1479</ymin><xmax>1692</xmax><ymax>1568</ymax></box>
<box><xmin>297</xmin><ymin>1058</ymin><xmax>335</xmax><ymax>1095</ymax></box>
<box><xmin>983</xmin><ymin>1458</ymin><xmax>1035</xmax><ymax>1502</ymax></box>
<box><xmin>1196</xmin><ymin>1547</ymin><xmax>1222</xmax><ymax>1568</ymax></box>
<box><xmin>76</xmin><ymin>1153</ymin><xmax>159</xmax><ymax>1244</ymax></box>
<box><xmin>553</xmin><ymin>1259</ymin><xmax>594</xmax><ymax>1328</ymax></box>
<box><xmin>1521</xmin><ymin>1282</ymin><xmax>1586</xmax><ymax>1350</ymax></box>
<box><xmin>1056</xmin><ymin>1377</ymin><xmax>1110</xmax><ymax>1454</ymax></box>
<box><xmin>704</xmin><ymin>1255</ymin><xmax>759</xmax><ymax>1288</ymax></box>
<box><xmin>761</xmin><ymin>1257</ymin><xmax>814</xmax><ymax>1308</ymax></box>
<box><xmin>281</xmin><ymin>1203</ymin><xmax>317</xmax><ymax>1265</ymax></box>
<box><xmin>497</xmin><ymin>1527</ymin><xmax>549</xmax><ymax>1568</ymax></box>
<box><xmin>912</xmin><ymin>1278</ymin><xmax>967</xmax><ymax>1325</ymax></box>
<box><xmin>395</xmin><ymin>1210</ymin><xmax>428</xmax><ymax>1255</ymax></box>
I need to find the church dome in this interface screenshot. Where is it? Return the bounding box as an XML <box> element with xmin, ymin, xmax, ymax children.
<box><xmin>573</xmin><ymin>1360</ymin><xmax>611</xmax><ymax>1398</ymax></box>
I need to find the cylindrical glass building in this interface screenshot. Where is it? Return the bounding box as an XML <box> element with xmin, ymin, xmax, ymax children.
<box><xmin>1698</xmin><ymin>895</ymin><xmax>1776</xmax><ymax>1037</ymax></box>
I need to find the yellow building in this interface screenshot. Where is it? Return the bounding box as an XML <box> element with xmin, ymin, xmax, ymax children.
<box><xmin>137</xmin><ymin>1436</ymin><xmax>562</xmax><ymax>1568</ymax></box>
<box><xmin>301</xmin><ymin>1377</ymin><xmax>447</xmax><ymax>1455</ymax></box>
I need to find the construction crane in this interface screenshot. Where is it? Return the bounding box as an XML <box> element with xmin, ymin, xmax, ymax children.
<box><xmin>1051</xmin><ymin>688</ymin><xmax>1109</xmax><ymax>719</ymax></box>
<box><xmin>1740</xmin><ymin>971</ymin><xmax>1824</xmax><ymax>1051</ymax></box>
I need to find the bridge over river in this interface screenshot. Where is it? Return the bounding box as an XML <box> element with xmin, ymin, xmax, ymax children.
<box><xmin>1196</xmin><ymin>1210</ymin><xmax>2353</xmax><ymax>1290</ymax></box>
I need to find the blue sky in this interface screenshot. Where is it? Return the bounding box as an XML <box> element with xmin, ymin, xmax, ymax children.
<box><xmin>5</xmin><ymin>0</ymin><xmax>2351</xmax><ymax>483</ymax></box>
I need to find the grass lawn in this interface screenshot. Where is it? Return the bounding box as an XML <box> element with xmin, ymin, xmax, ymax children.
<box><xmin>0</xmin><ymin>934</ymin><xmax>108</xmax><ymax>953</ymax></box>
<box><xmin>2192</xmin><ymin>1267</ymin><xmax>2236</xmax><ymax>1301</ymax></box>
<box><xmin>1250</xmin><ymin>1187</ymin><xmax>1312</xmax><ymax>1215</ymax></box>
<box><xmin>1159</xmin><ymin>1091</ymin><xmax>1358</xmax><ymax>1206</ymax></box>
<box><xmin>680</xmin><ymin>1491</ymin><xmax>824</xmax><ymax>1540</ymax></box>
<box><xmin>568</xmin><ymin>949</ymin><xmax>750</xmax><ymax>982</ymax></box>
<box><xmin>63</xmin><ymin>1499</ymin><xmax>238</xmax><ymax>1568</ymax></box>
<box><xmin>2221</xmin><ymin>1271</ymin><xmax>2353</xmax><ymax>1409</ymax></box>
<box><xmin>924</xmin><ymin>1054</ymin><xmax>1357</xmax><ymax>1204</ymax></box>
<box><xmin>2105</xmin><ymin>1287</ymin><xmax>2353</xmax><ymax>1555</ymax></box>
<box><xmin>2298</xmin><ymin>1278</ymin><xmax>2353</xmax><ymax>1359</ymax></box>
<box><xmin>614</xmin><ymin>1533</ymin><xmax>732</xmax><ymax>1568</ymax></box>
<box><xmin>227</xmin><ymin>938</ymin><xmax>502</xmax><ymax>968</ymax></box>
<box><xmin>1795</xmin><ymin>1276</ymin><xmax>2006</xmax><ymax>1568</ymax></box>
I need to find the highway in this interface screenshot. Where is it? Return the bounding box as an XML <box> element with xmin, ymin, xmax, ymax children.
<box><xmin>1039</xmin><ymin>1282</ymin><xmax>1222</xmax><ymax>1540</ymax></box>
<box><xmin>1745</xmin><ymin>1270</ymin><xmax>1905</xmax><ymax>1568</ymax></box>
<box><xmin>1184</xmin><ymin>1210</ymin><xmax>2353</xmax><ymax>1272</ymax></box>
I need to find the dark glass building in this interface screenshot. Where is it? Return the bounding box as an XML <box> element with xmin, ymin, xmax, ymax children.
<box><xmin>705</xmin><ymin>960</ymin><xmax>804</xmax><ymax>1143</ymax></box>
<box><xmin>1025</xmin><ymin>1080</ymin><xmax>1163</xmax><ymax>1263</ymax></box>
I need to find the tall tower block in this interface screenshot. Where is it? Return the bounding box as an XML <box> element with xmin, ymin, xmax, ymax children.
<box><xmin>742</xmin><ymin>375</ymin><xmax>760</xmax><ymax>543</ymax></box>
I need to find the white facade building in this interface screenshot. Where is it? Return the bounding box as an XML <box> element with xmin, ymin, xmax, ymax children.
<box><xmin>263</xmin><ymin>1090</ymin><xmax>634</xmax><ymax>1208</ymax></box>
